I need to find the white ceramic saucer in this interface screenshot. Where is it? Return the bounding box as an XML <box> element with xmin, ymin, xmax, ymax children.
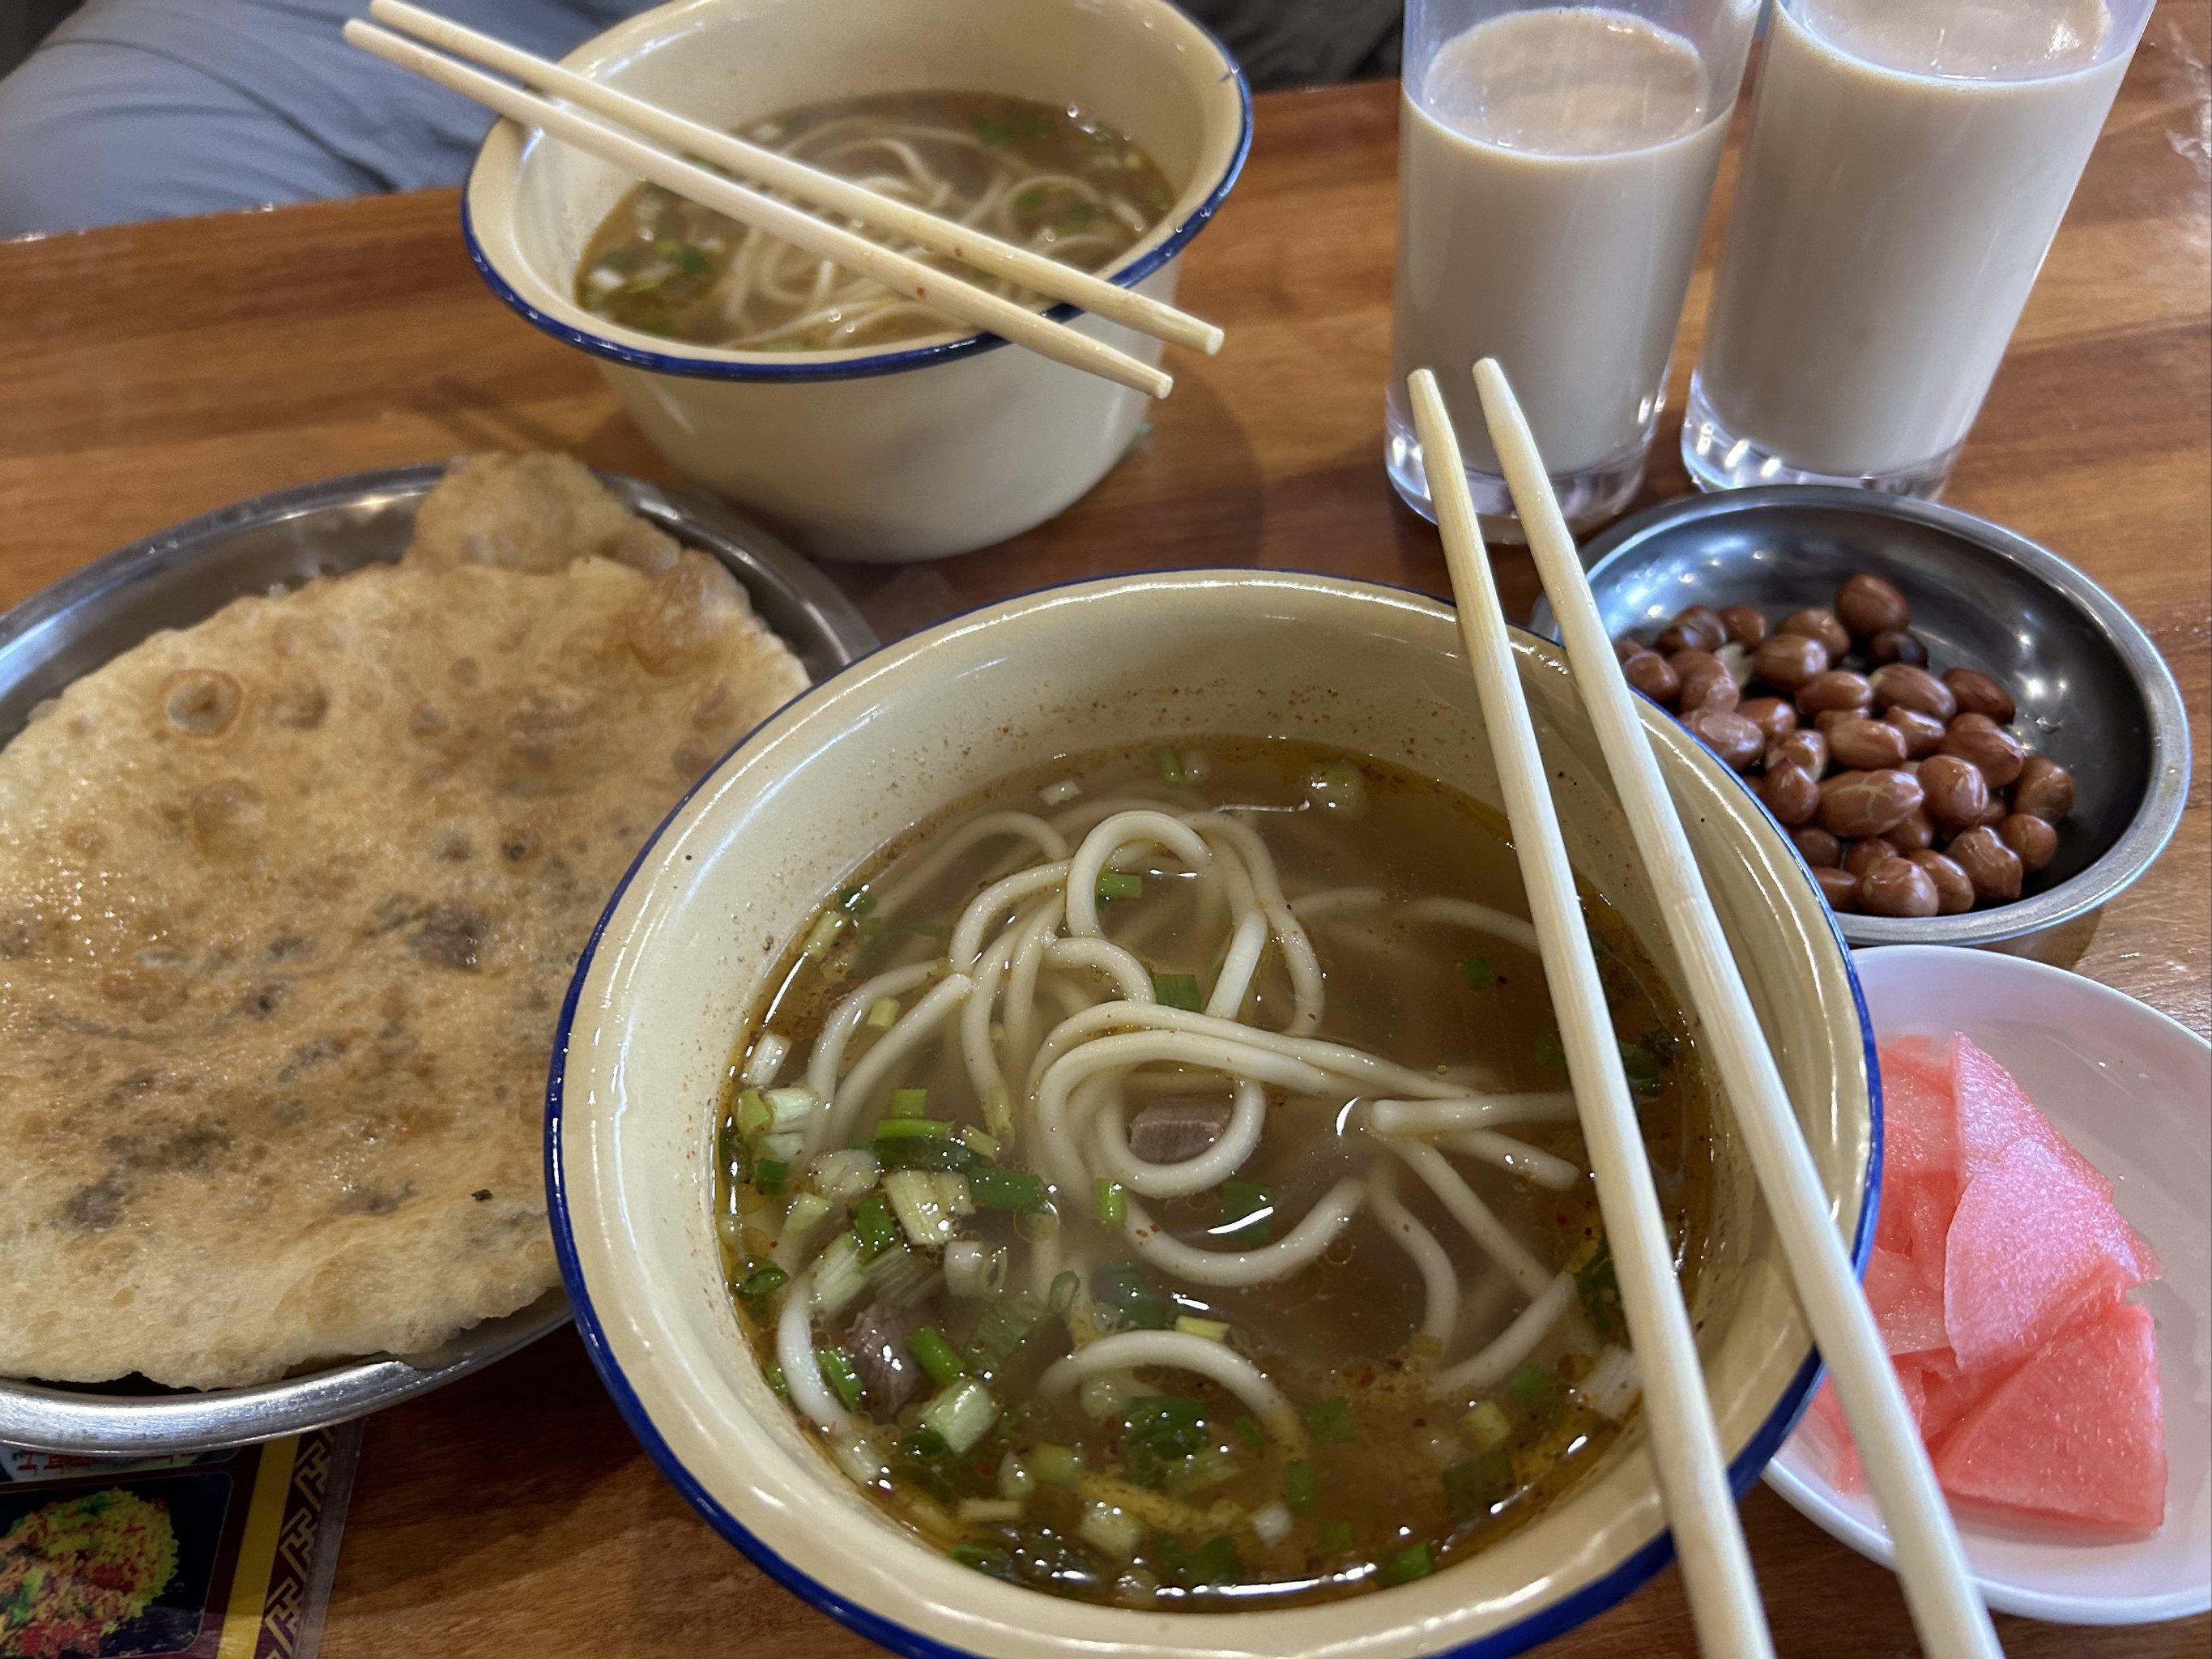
<box><xmin>1764</xmin><ymin>945</ymin><xmax>2210</xmax><ymax>1626</ymax></box>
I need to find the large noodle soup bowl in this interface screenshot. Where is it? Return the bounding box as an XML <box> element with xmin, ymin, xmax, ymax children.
<box><xmin>550</xmin><ymin>572</ymin><xmax>1877</xmax><ymax>1657</ymax></box>
<box><xmin>466</xmin><ymin>0</ymin><xmax>1248</xmax><ymax>563</ymax></box>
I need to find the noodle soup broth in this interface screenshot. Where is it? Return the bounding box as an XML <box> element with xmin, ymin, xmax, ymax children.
<box><xmin>713</xmin><ymin>739</ymin><xmax>1715</xmax><ymax>1609</ymax></box>
<box><xmin>577</xmin><ymin>91</ymin><xmax>1174</xmax><ymax>351</ymax></box>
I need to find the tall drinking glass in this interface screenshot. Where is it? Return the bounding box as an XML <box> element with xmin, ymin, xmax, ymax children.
<box><xmin>1386</xmin><ymin>0</ymin><xmax>1760</xmax><ymax>535</ymax></box>
<box><xmin>1685</xmin><ymin>0</ymin><xmax>2154</xmax><ymax>497</ymax></box>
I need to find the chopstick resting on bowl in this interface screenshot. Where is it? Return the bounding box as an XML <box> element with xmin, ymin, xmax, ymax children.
<box><xmin>365</xmin><ymin>0</ymin><xmax>1223</xmax><ymax>359</ymax></box>
<box><xmin>342</xmin><ymin>18</ymin><xmax>1179</xmax><ymax>399</ymax></box>
<box><xmin>1405</xmin><ymin>369</ymin><xmax>1775</xmax><ymax>1659</ymax></box>
<box><xmin>1470</xmin><ymin>358</ymin><xmax>2005</xmax><ymax>1659</ymax></box>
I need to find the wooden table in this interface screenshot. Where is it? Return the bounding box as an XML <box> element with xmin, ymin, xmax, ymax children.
<box><xmin>2</xmin><ymin>9</ymin><xmax>2206</xmax><ymax>1653</ymax></box>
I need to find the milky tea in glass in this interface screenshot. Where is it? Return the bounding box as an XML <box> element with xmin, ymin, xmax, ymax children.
<box><xmin>1386</xmin><ymin>1</ymin><xmax>1758</xmax><ymax>535</ymax></box>
<box><xmin>1685</xmin><ymin>0</ymin><xmax>2154</xmax><ymax>496</ymax></box>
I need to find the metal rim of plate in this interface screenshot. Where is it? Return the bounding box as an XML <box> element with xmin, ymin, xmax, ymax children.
<box><xmin>1529</xmin><ymin>485</ymin><xmax>2191</xmax><ymax>949</ymax></box>
<box><xmin>0</xmin><ymin>463</ymin><xmax>876</xmax><ymax>1454</ymax></box>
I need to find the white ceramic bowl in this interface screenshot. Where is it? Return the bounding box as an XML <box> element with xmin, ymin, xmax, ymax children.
<box><xmin>466</xmin><ymin>0</ymin><xmax>1248</xmax><ymax>563</ymax></box>
<box><xmin>549</xmin><ymin>571</ymin><xmax>1878</xmax><ymax>1658</ymax></box>
<box><xmin>1767</xmin><ymin>945</ymin><xmax>2212</xmax><ymax>1626</ymax></box>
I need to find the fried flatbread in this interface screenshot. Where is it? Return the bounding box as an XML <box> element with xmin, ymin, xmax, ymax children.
<box><xmin>0</xmin><ymin>457</ymin><xmax>808</xmax><ymax>1388</ymax></box>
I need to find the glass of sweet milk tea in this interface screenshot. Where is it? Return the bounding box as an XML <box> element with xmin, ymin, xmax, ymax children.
<box><xmin>1685</xmin><ymin>0</ymin><xmax>2154</xmax><ymax>497</ymax></box>
<box><xmin>1386</xmin><ymin>0</ymin><xmax>1760</xmax><ymax>536</ymax></box>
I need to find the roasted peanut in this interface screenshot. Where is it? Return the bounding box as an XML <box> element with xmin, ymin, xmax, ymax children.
<box><xmin>1792</xmin><ymin>825</ymin><xmax>1843</xmax><ymax>868</ymax></box>
<box><xmin>1861</xmin><ymin>856</ymin><xmax>1940</xmax><ymax>918</ymax></box>
<box><xmin>1943</xmin><ymin>667</ymin><xmax>2016</xmax><ymax>723</ymax></box>
<box><xmin>1613</xmin><ymin>636</ymin><xmax>1646</xmax><ymax>663</ymax></box>
<box><xmin>1818</xmin><ymin>768</ymin><xmax>1923</xmax><ymax>838</ymax></box>
<box><xmin>1884</xmin><ymin>705</ymin><xmax>1948</xmax><ymax>759</ymax></box>
<box><xmin>1997</xmin><ymin>812</ymin><xmax>2058</xmax><ymax>873</ymax></box>
<box><xmin>1836</xmin><ymin>573</ymin><xmax>1910</xmax><ymax>637</ymax></box>
<box><xmin>1843</xmin><ymin>838</ymin><xmax>1892</xmax><ymax>876</ymax></box>
<box><xmin>1813</xmin><ymin>865</ymin><xmax>1862</xmax><ymax>912</ymax></box>
<box><xmin>1769</xmin><ymin>729</ymin><xmax>1828</xmax><ymax>777</ymax></box>
<box><xmin>2012</xmin><ymin>754</ymin><xmax>2075</xmax><ymax>821</ymax></box>
<box><xmin>1658</xmin><ymin>604</ymin><xmax>1728</xmax><ymax>655</ymax></box>
<box><xmin>1907</xmin><ymin>850</ymin><xmax>1977</xmax><ymax>915</ymax></box>
<box><xmin>1739</xmin><ymin>696</ymin><xmax>1798</xmax><ymax>744</ymax></box>
<box><xmin>1948</xmin><ymin>825</ymin><xmax>2024</xmax><ymax>902</ymax></box>
<box><xmin>1796</xmin><ymin>668</ymin><xmax>1876</xmax><ymax>715</ymax></box>
<box><xmin>1884</xmin><ymin>805</ymin><xmax>1937</xmax><ymax>853</ymax></box>
<box><xmin>1752</xmin><ymin>632</ymin><xmax>1831</xmax><ymax>693</ymax></box>
<box><xmin>1718</xmin><ymin>604</ymin><xmax>1769</xmax><ymax>647</ymax></box>
<box><xmin>1870</xmin><ymin>663</ymin><xmax>1956</xmax><ymax>721</ymax></box>
<box><xmin>1758</xmin><ymin>761</ymin><xmax>1822</xmax><ymax>826</ymax></box>
<box><xmin>1941</xmin><ymin>711</ymin><xmax>2026</xmax><ymax>788</ymax></box>
<box><xmin>1622</xmin><ymin>650</ymin><xmax>1681</xmax><ymax>706</ymax></box>
<box><xmin>1827</xmin><ymin>715</ymin><xmax>1908</xmax><ymax>770</ymax></box>
<box><xmin>1869</xmin><ymin>629</ymin><xmax>1928</xmax><ymax>667</ymax></box>
<box><xmin>1916</xmin><ymin>753</ymin><xmax>1991</xmax><ymax>828</ymax></box>
<box><xmin>1779</xmin><ymin>607</ymin><xmax>1852</xmax><ymax>659</ymax></box>
<box><xmin>1683</xmin><ymin>707</ymin><xmax>1763</xmax><ymax>770</ymax></box>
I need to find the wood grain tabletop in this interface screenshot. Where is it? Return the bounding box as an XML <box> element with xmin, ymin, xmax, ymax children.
<box><xmin>0</xmin><ymin>6</ymin><xmax>2206</xmax><ymax>1653</ymax></box>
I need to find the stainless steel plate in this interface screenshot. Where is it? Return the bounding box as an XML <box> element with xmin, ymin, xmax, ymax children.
<box><xmin>0</xmin><ymin>465</ymin><xmax>876</xmax><ymax>1453</ymax></box>
<box><xmin>1531</xmin><ymin>487</ymin><xmax>2189</xmax><ymax>948</ymax></box>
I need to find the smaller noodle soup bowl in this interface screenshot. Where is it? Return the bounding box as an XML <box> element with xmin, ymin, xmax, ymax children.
<box><xmin>465</xmin><ymin>0</ymin><xmax>1249</xmax><ymax>564</ymax></box>
<box><xmin>549</xmin><ymin>573</ymin><xmax>1877</xmax><ymax>1658</ymax></box>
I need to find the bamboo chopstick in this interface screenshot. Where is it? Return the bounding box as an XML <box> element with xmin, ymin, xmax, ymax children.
<box><xmin>367</xmin><ymin>0</ymin><xmax>1223</xmax><ymax>356</ymax></box>
<box><xmin>1406</xmin><ymin>369</ymin><xmax>1775</xmax><ymax>1659</ymax></box>
<box><xmin>1471</xmin><ymin>356</ymin><xmax>2002</xmax><ymax>1659</ymax></box>
<box><xmin>341</xmin><ymin>19</ymin><xmax>1174</xmax><ymax>399</ymax></box>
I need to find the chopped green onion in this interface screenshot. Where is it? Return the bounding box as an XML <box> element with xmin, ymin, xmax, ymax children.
<box><xmin>1150</xmin><ymin>971</ymin><xmax>1202</xmax><ymax>1011</ymax></box>
<box><xmin>1319</xmin><ymin>1520</ymin><xmax>1355</xmax><ymax>1554</ymax></box>
<box><xmin>884</xmin><ymin>1167</ymin><xmax>956</xmax><ymax>1246</ymax></box>
<box><xmin>1460</xmin><ymin>953</ymin><xmax>1496</xmax><ymax>990</ymax></box>
<box><xmin>765</xmin><ymin>1085</ymin><xmax>819</xmax><ymax>1130</ymax></box>
<box><xmin>919</xmin><ymin>1377</ymin><xmax>999</xmax><ymax>1455</ymax></box>
<box><xmin>1095</xmin><ymin>1260</ymin><xmax>1171</xmax><ymax>1329</ymax></box>
<box><xmin>1574</xmin><ymin>1239</ymin><xmax>1626</xmax><ymax>1342</ymax></box>
<box><xmin>982</xmin><ymin>1086</ymin><xmax>1014</xmax><ymax>1140</ymax></box>
<box><xmin>865</xmin><ymin>996</ymin><xmax>901</xmax><ymax>1030</ymax></box>
<box><xmin>1220</xmin><ymin>1180</ymin><xmax>1273</xmax><ymax>1245</ymax></box>
<box><xmin>1285</xmin><ymin>1461</ymin><xmax>1318</xmax><ymax>1514</ymax></box>
<box><xmin>874</xmin><ymin>1115</ymin><xmax>953</xmax><ymax>1140</ymax></box>
<box><xmin>1304</xmin><ymin>1397</ymin><xmax>1354</xmax><ymax>1444</ymax></box>
<box><xmin>1536</xmin><ymin>1030</ymin><xmax>1567</xmax><ymax>1073</ymax></box>
<box><xmin>716</xmin><ymin>1120</ymin><xmax>742</xmax><ymax>1177</ymax></box>
<box><xmin>1123</xmin><ymin>1395</ymin><xmax>1210</xmax><ymax>1487</ymax></box>
<box><xmin>853</xmin><ymin>1194</ymin><xmax>900</xmax><ymax>1258</ymax></box>
<box><xmin>1305</xmin><ymin>757</ymin><xmax>1366</xmax><ymax>817</ymax></box>
<box><xmin>816</xmin><ymin>1347</ymin><xmax>863</xmax><ymax>1410</ymax></box>
<box><xmin>1170</xmin><ymin>1533</ymin><xmax>1242</xmax><ymax>1588</ymax></box>
<box><xmin>997</xmin><ymin>1451</ymin><xmax>1034</xmax><ymax>1502</ymax></box>
<box><xmin>1152</xmin><ymin>744</ymin><xmax>1186</xmax><ymax>786</ymax></box>
<box><xmin>1508</xmin><ymin>1362</ymin><xmax>1562</xmax><ymax>1423</ymax></box>
<box><xmin>1443</xmin><ymin>1449</ymin><xmax>1515</xmax><ymax>1521</ymax></box>
<box><xmin>806</xmin><ymin>1149</ymin><xmax>880</xmax><ymax>1201</ymax></box>
<box><xmin>1048</xmin><ymin>1269</ymin><xmax>1081</xmax><ymax>1317</ymax></box>
<box><xmin>1030</xmin><ymin>1443</ymin><xmax>1082</xmax><ymax>1486</ymax></box>
<box><xmin>814</xmin><ymin>1231</ymin><xmax>871</xmax><ymax>1316</ymax></box>
<box><xmin>1077</xmin><ymin>1499</ymin><xmax>1141</xmax><ymax>1560</ymax></box>
<box><xmin>1096</xmin><ymin>871</ymin><xmax>1143</xmax><ymax>902</ymax></box>
<box><xmin>803</xmin><ymin>911</ymin><xmax>846</xmax><ymax>956</ymax></box>
<box><xmin>969</xmin><ymin>1166</ymin><xmax>1048</xmax><ymax>1210</ymax></box>
<box><xmin>1231</xmin><ymin>1415</ymin><xmax>1264</xmax><ymax>1450</ymax></box>
<box><xmin>962</xmin><ymin>1303</ymin><xmax>1036</xmax><ymax>1379</ymax></box>
<box><xmin>764</xmin><ymin>1358</ymin><xmax>788</xmax><ymax>1399</ymax></box>
<box><xmin>1464</xmin><ymin>1400</ymin><xmax>1512</xmax><ymax>1453</ymax></box>
<box><xmin>889</xmin><ymin>1087</ymin><xmax>930</xmax><ymax>1116</ymax></box>
<box><xmin>863</xmin><ymin>1243</ymin><xmax>936</xmax><ymax>1306</ymax></box>
<box><xmin>1378</xmin><ymin>1542</ymin><xmax>1434</xmax><ymax>1585</ymax></box>
<box><xmin>957</xmin><ymin>1497</ymin><xmax>1024</xmax><ymax>1524</ymax></box>
<box><xmin>908</xmin><ymin>1325</ymin><xmax>966</xmax><ymax>1386</ymax></box>
<box><xmin>1617</xmin><ymin>1038</ymin><xmax>1665</xmax><ymax>1097</ymax></box>
<box><xmin>735</xmin><ymin>1261</ymin><xmax>790</xmax><ymax>1305</ymax></box>
<box><xmin>949</xmin><ymin>1543</ymin><xmax>1011</xmax><ymax>1576</ymax></box>
<box><xmin>837</xmin><ymin>885</ymin><xmax>876</xmax><ymax>915</ymax></box>
<box><xmin>752</xmin><ymin>1158</ymin><xmax>788</xmax><ymax>1196</ymax></box>
<box><xmin>958</xmin><ymin>1125</ymin><xmax>1001</xmax><ymax>1160</ymax></box>
<box><xmin>1173</xmin><ymin>1315</ymin><xmax>1230</xmax><ymax>1342</ymax></box>
<box><xmin>781</xmin><ymin>1192</ymin><xmax>833</xmax><ymax>1245</ymax></box>
<box><xmin>874</xmin><ymin>1134</ymin><xmax>977</xmax><ymax>1172</ymax></box>
<box><xmin>737</xmin><ymin>1086</ymin><xmax>772</xmax><ymax>1141</ymax></box>
<box><xmin>1096</xmin><ymin>1178</ymin><xmax>1127</xmax><ymax>1226</ymax></box>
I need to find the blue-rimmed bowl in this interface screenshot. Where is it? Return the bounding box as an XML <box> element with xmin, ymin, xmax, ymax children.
<box><xmin>548</xmin><ymin>571</ymin><xmax>1878</xmax><ymax>1658</ymax></box>
<box><xmin>465</xmin><ymin>0</ymin><xmax>1249</xmax><ymax>563</ymax></box>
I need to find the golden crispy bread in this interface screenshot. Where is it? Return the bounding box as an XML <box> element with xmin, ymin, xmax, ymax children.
<box><xmin>0</xmin><ymin>458</ymin><xmax>807</xmax><ymax>1388</ymax></box>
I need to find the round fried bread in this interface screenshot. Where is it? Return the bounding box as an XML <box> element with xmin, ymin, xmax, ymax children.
<box><xmin>0</xmin><ymin>460</ymin><xmax>807</xmax><ymax>1388</ymax></box>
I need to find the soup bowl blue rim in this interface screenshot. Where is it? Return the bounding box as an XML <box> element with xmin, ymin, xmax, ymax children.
<box><xmin>541</xmin><ymin>569</ymin><xmax>1883</xmax><ymax>1659</ymax></box>
<box><xmin>460</xmin><ymin>1</ymin><xmax>1253</xmax><ymax>385</ymax></box>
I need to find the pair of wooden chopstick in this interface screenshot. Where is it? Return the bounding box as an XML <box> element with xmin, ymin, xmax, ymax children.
<box><xmin>1409</xmin><ymin>365</ymin><xmax>2002</xmax><ymax>1659</ymax></box>
<box><xmin>344</xmin><ymin>0</ymin><xmax>1224</xmax><ymax>398</ymax></box>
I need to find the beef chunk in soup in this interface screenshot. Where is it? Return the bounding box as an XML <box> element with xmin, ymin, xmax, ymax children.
<box><xmin>844</xmin><ymin>1299</ymin><xmax>927</xmax><ymax>1415</ymax></box>
<box><xmin>1126</xmin><ymin>1095</ymin><xmax>1234</xmax><ymax>1164</ymax></box>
